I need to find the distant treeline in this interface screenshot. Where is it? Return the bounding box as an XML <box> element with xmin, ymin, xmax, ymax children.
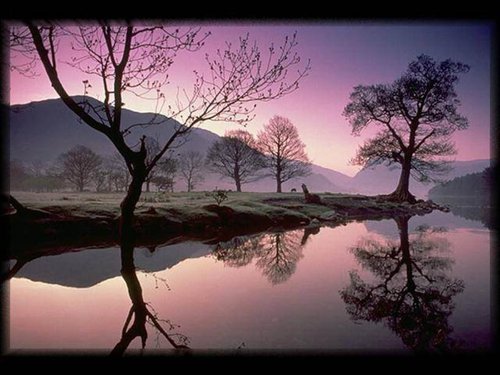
<box><xmin>428</xmin><ymin>167</ymin><xmax>491</xmax><ymax>205</ymax></box>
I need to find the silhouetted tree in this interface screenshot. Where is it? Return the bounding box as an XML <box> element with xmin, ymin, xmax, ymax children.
<box><xmin>257</xmin><ymin>116</ymin><xmax>311</xmax><ymax>193</ymax></box>
<box><xmin>26</xmin><ymin>160</ymin><xmax>46</xmax><ymax>177</ymax></box>
<box><xmin>179</xmin><ymin>151</ymin><xmax>204</xmax><ymax>192</ymax></box>
<box><xmin>143</xmin><ymin>137</ymin><xmax>161</xmax><ymax>193</ymax></box>
<box><xmin>343</xmin><ymin>55</ymin><xmax>469</xmax><ymax>202</ymax></box>
<box><xmin>106</xmin><ymin>153</ymin><xmax>130</xmax><ymax>192</ymax></box>
<box><xmin>93</xmin><ymin>169</ymin><xmax>108</xmax><ymax>192</ymax></box>
<box><xmin>56</xmin><ymin>145</ymin><xmax>102</xmax><ymax>192</ymax></box>
<box><xmin>153</xmin><ymin>157</ymin><xmax>178</xmax><ymax>192</ymax></box>
<box><xmin>206</xmin><ymin>130</ymin><xmax>265</xmax><ymax>192</ymax></box>
<box><xmin>340</xmin><ymin>216</ymin><xmax>464</xmax><ymax>352</ymax></box>
<box><xmin>97</xmin><ymin>156</ymin><xmax>116</xmax><ymax>192</ymax></box>
<box><xmin>10</xmin><ymin>160</ymin><xmax>66</xmax><ymax>192</ymax></box>
<box><xmin>12</xmin><ymin>23</ymin><xmax>309</xmax><ymax>249</ymax></box>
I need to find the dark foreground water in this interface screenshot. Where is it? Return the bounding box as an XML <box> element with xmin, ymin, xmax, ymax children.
<box><xmin>8</xmin><ymin>209</ymin><xmax>492</xmax><ymax>353</ymax></box>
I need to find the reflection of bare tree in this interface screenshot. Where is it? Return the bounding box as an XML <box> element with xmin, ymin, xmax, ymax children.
<box><xmin>212</xmin><ymin>235</ymin><xmax>262</xmax><ymax>268</ymax></box>
<box><xmin>256</xmin><ymin>231</ymin><xmax>303</xmax><ymax>284</ymax></box>
<box><xmin>213</xmin><ymin>227</ymin><xmax>315</xmax><ymax>285</ymax></box>
<box><xmin>340</xmin><ymin>216</ymin><xmax>464</xmax><ymax>352</ymax></box>
<box><xmin>110</xmin><ymin>243</ymin><xmax>189</xmax><ymax>356</ymax></box>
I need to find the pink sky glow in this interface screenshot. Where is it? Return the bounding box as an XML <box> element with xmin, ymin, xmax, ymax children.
<box><xmin>9</xmin><ymin>22</ymin><xmax>492</xmax><ymax>176</ymax></box>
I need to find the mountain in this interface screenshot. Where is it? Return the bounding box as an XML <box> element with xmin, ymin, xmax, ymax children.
<box><xmin>9</xmin><ymin>97</ymin><xmax>352</xmax><ymax>193</ymax></box>
<box><xmin>348</xmin><ymin>159</ymin><xmax>491</xmax><ymax>199</ymax></box>
<box><xmin>310</xmin><ymin>164</ymin><xmax>353</xmax><ymax>193</ymax></box>
<box><xmin>428</xmin><ymin>168</ymin><xmax>490</xmax><ymax>198</ymax></box>
<box><xmin>10</xmin><ymin>96</ymin><xmax>220</xmax><ymax>162</ymax></box>
<box><xmin>9</xmin><ymin>97</ymin><xmax>490</xmax><ymax>195</ymax></box>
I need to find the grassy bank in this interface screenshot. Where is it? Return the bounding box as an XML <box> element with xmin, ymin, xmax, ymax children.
<box><xmin>6</xmin><ymin>191</ymin><xmax>445</xmax><ymax>258</ymax></box>
<box><xmin>10</xmin><ymin>190</ymin><xmax>441</xmax><ymax>219</ymax></box>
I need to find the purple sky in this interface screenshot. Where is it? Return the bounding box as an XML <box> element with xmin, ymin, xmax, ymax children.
<box><xmin>10</xmin><ymin>22</ymin><xmax>492</xmax><ymax>176</ymax></box>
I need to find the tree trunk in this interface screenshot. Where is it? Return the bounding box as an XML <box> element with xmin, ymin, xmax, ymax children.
<box><xmin>396</xmin><ymin>215</ymin><xmax>416</xmax><ymax>292</ymax></box>
<box><xmin>120</xmin><ymin>171</ymin><xmax>146</xmax><ymax>243</ymax></box>
<box><xmin>276</xmin><ymin>179</ymin><xmax>282</xmax><ymax>193</ymax></box>
<box><xmin>111</xmin><ymin>168</ymin><xmax>148</xmax><ymax>356</ymax></box>
<box><xmin>276</xmin><ymin>164</ymin><xmax>282</xmax><ymax>193</ymax></box>
<box><xmin>389</xmin><ymin>159</ymin><xmax>416</xmax><ymax>203</ymax></box>
<box><xmin>187</xmin><ymin>178</ymin><xmax>192</xmax><ymax>192</ymax></box>
<box><xmin>110</xmin><ymin>242</ymin><xmax>148</xmax><ymax>356</ymax></box>
<box><xmin>234</xmin><ymin>165</ymin><xmax>242</xmax><ymax>192</ymax></box>
<box><xmin>145</xmin><ymin>180</ymin><xmax>150</xmax><ymax>193</ymax></box>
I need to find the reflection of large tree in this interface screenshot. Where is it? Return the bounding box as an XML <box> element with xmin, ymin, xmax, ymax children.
<box><xmin>2</xmin><ymin>240</ymin><xmax>189</xmax><ymax>355</ymax></box>
<box><xmin>213</xmin><ymin>227</ymin><xmax>315</xmax><ymax>285</ymax></box>
<box><xmin>340</xmin><ymin>216</ymin><xmax>464</xmax><ymax>352</ymax></box>
<box><xmin>111</xmin><ymin>243</ymin><xmax>189</xmax><ymax>355</ymax></box>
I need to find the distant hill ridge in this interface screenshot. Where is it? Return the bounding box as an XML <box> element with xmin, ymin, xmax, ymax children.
<box><xmin>9</xmin><ymin>97</ymin><xmax>490</xmax><ymax>196</ymax></box>
<box><xmin>428</xmin><ymin>168</ymin><xmax>491</xmax><ymax>199</ymax></box>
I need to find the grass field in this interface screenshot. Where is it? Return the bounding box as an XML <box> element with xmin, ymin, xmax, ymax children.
<box><xmin>8</xmin><ymin>190</ymin><xmax>442</xmax><ymax>256</ymax></box>
<box><xmin>12</xmin><ymin>190</ymin><xmax>343</xmax><ymax>221</ymax></box>
<box><xmin>12</xmin><ymin>189</ymin><xmax>434</xmax><ymax>223</ymax></box>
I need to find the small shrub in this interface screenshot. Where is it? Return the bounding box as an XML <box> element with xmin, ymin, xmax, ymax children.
<box><xmin>211</xmin><ymin>189</ymin><xmax>228</xmax><ymax>206</ymax></box>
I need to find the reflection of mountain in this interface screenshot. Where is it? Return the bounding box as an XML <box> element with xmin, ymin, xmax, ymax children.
<box><xmin>14</xmin><ymin>242</ymin><xmax>211</xmax><ymax>288</ymax></box>
<box><xmin>445</xmin><ymin>206</ymin><xmax>491</xmax><ymax>229</ymax></box>
<box><xmin>364</xmin><ymin>210</ymin><xmax>487</xmax><ymax>238</ymax></box>
<box><xmin>428</xmin><ymin>196</ymin><xmax>491</xmax><ymax>229</ymax></box>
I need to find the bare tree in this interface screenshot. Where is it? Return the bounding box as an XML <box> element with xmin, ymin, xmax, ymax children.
<box><xmin>26</xmin><ymin>160</ymin><xmax>47</xmax><ymax>177</ymax></box>
<box><xmin>257</xmin><ymin>116</ymin><xmax>311</xmax><ymax>192</ymax></box>
<box><xmin>153</xmin><ymin>157</ymin><xmax>178</xmax><ymax>192</ymax></box>
<box><xmin>107</xmin><ymin>153</ymin><xmax>130</xmax><ymax>192</ymax></box>
<box><xmin>178</xmin><ymin>151</ymin><xmax>204</xmax><ymax>192</ymax></box>
<box><xmin>12</xmin><ymin>24</ymin><xmax>309</xmax><ymax>351</ymax></box>
<box><xmin>56</xmin><ymin>145</ymin><xmax>102</xmax><ymax>192</ymax></box>
<box><xmin>93</xmin><ymin>168</ymin><xmax>108</xmax><ymax>192</ymax></box>
<box><xmin>206</xmin><ymin>130</ymin><xmax>264</xmax><ymax>192</ymax></box>
<box><xmin>343</xmin><ymin>55</ymin><xmax>469</xmax><ymax>203</ymax></box>
<box><xmin>13</xmin><ymin>23</ymin><xmax>309</xmax><ymax>228</ymax></box>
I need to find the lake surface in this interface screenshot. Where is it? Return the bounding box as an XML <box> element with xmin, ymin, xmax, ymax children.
<box><xmin>7</xmin><ymin>209</ymin><xmax>493</xmax><ymax>354</ymax></box>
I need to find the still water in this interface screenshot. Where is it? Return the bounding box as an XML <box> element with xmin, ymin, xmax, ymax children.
<box><xmin>8</xmin><ymin>210</ymin><xmax>492</xmax><ymax>353</ymax></box>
